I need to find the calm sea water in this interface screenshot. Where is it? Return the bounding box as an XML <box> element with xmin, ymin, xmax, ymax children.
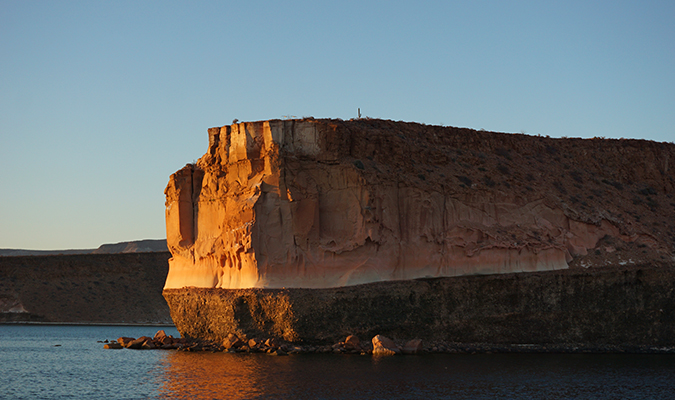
<box><xmin>1</xmin><ymin>325</ymin><xmax>675</xmax><ymax>399</ymax></box>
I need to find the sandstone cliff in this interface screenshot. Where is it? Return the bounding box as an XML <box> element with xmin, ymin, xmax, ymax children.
<box><xmin>164</xmin><ymin>118</ymin><xmax>675</xmax><ymax>290</ymax></box>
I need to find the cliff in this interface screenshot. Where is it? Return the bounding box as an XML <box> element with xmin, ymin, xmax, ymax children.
<box><xmin>0</xmin><ymin>252</ymin><xmax>172</xmax><ymax>324</ymax></box>
<box><xmin>164</xmin><ymin>118</ymin><xmax>675</xmax><ymax>290</ymax></box>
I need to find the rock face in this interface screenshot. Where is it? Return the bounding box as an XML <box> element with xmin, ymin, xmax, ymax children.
<box><xmin>164</xmin><ymin>118</ymin><xmax>675</xmax><ymax>290</ymax></box>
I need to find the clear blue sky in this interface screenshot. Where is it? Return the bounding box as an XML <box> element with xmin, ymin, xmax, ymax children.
<box><xmin>1</xmin><ymin>1</ymin><xmax>673</xmax><ymax>250</ymax></box>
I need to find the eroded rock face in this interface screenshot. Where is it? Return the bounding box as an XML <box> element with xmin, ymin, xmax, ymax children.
<box><xmin>164</xmin><ymin>119</ymin><xmax>675</xmax><ymax>289</ymax></box>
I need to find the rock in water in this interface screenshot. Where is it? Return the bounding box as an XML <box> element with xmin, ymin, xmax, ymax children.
<box><xmin>117</xmin><ymin>337</ymin><xmax>136</xmax><ymax>347</ymax></box>
<box><xmin>163</xmin><ymin>118</ymin><xmax>675</xmax><ymax>345</ymax></box>
<box><xmin>372</xmin><ymin>335</ymin><xmax>400</xmax><ymax>356</ymax></box>
<box><xmin>402</xmin><ymin>339</ymin><xmax>423</xmax><ymax>355</ymax></box>
<box><xmin>222</xmin><ymin>333</ymin><xmax>244</xmax><ymax>350</ymax></box>
<box><xmin>344</xmin><ymin>335</ymin><xmax>362</xmax><ymax>351</ymax></box>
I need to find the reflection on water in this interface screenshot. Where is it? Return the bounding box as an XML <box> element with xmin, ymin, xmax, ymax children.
<box><xmin>154</xmin><ymin>352</ymin><xmax>675</xmax><ymax>400</ymax></box>
<box><xmin>156</xmin><ymin>352</ymin><xmax>377</xmax><ymax>400</ymax></box>
<box><xmin>156</xmin><ymin>352</ymin><xmax>281</xmax><ymax>399</ymax></box>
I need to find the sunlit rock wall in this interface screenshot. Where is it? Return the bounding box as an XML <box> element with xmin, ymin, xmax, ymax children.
<box><xmin>164</xmin><ymin>119</ymin><xmax>674</xmax><ymax>289</ymax></box>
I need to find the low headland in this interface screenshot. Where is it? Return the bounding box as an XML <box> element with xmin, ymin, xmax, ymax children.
<box><xmin>0</xmin><ymin>247</ymin><xmax>172</xmax><ymax>325</ymax></box>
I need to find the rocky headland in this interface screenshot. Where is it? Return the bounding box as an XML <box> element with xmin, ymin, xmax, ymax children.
<box><xmin>163</xmin><ymin>118</ymin><xmax>675</xmax><ymax>349</ymax></box>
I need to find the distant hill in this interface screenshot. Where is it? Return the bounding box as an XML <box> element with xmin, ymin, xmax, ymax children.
<box><xmin>91</xmin><ymin>239</ymin><xmax>168</xmax><ymax>254</ymax></box>
<box><xmin>0</xmin><ymin>239</ymin><xmax>168</xmax><ymax>257</ymax></box>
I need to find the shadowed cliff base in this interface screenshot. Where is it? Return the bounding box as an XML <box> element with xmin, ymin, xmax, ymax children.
<box><xmin>0</xmin><ymin>252</ymin><xmax>173</xmax><ymax>324</ymax></box>
<box><xmin>164</xmin><ymin>263</ymin><xmax>675</xmax><ymax>348</ymax></box>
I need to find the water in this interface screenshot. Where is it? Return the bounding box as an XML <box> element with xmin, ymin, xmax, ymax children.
<box><xmin>1</xmin><ymin>325</ymin><xmax>675</xmax><ymax>399</ymax></box>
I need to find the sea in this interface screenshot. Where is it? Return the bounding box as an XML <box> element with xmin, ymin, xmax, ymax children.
<box><xmin>1</xmin><ymin>325</ymin><xmax>675</xmax><ymax>399</ymax></box>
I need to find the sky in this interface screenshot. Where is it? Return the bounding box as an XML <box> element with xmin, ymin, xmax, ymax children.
<box><xmin>1</xmin><ymin>1</ymin><xmax>673</xmax><ymax>250</ymax></box>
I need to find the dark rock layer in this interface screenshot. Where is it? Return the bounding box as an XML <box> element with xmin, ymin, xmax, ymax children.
<box><xmin>164</xmin><ymin>263</ymin><xmax>675</xmax><ymax>346</ymax></box>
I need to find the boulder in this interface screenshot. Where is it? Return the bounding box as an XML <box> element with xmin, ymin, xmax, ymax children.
<box><xmin>344</xmin><ymin>335</ymin><xmax>361</xmax><ymax>351</ymax></box>
<box><xmin>222</xmin><ymin>333</ymin><xmax>244</xmax><ymax>349</ymax></box>
<box><xmin>372</xmin><ymin>335</ymin><xmax>400</xmax><ymax>356</ymax></box>
<box><xmin>117</xmin><ymin>337</ymin><xmax>135</xmax><ymax>347</ymax></box>
<box><xmin>127</xmin><ymin>336</ymin><xmax>152</xmax><ymax>350</ymax></box>
<box><xmin>103</xmin><ymin>342</ymin><xmax>123</xmax><ymax>349</ymax></box>
<box><xmin>402</xmin><ymin>339</ymin><xmax>423</xmax><ymax>354</ymax></box>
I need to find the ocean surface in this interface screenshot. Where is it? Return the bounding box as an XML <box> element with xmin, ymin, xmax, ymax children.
<box><xmin>1</xmin><ymin>325</ymin><xmax>675</xmax><ymax>399</ymax></box>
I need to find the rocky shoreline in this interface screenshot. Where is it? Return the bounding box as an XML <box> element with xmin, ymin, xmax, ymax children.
<box><xmin>104</xmin><ymin>330</ymin><xmax>675</xmax><ymax>355</ymax></box>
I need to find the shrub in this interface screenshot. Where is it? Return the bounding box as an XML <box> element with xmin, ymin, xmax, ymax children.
<box><xmin>639</xmin><ymin>187</ymin><xmax>657</xmax><ymax>196</ymax></box>
<box><xmin>570</xmin><ymin>170</ymin><xmax>584</xmax><ymax>184</ymax></box>
<box><xmin>458</xmin><ymin>176</ymin><xmax>472</xmax><ymax>186</ymax></box>
<box><xmin>496</xmin><ymin>148</ymin><xmax>512</xmax><ymax>160</ymax></box>
<box><xmin>601</xmin><ymin>179</ymin><xmax>624</xmax><ymax>191</ymax></box>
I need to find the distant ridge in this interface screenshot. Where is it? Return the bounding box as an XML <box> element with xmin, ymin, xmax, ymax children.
<box><xmin>0</xmin><ymin>239</ymin><xmax>168</xmax><ymax>257</ymax></box>
<box><xmin>91</xmin><ymin>239</ymin><xmax>168</xmax><ymax>254</ymax></box>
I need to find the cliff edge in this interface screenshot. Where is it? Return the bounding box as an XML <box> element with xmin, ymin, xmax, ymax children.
<box><xmin>164</xmin><ymin>118</ymin><xmax>674</xmax><ymax>290</ymax></box>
